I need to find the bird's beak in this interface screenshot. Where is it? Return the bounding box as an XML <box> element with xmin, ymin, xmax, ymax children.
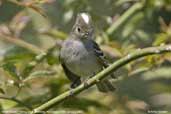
<box><xmin>83</xmin><ymin>32</ymin><xmax>89</xmax><ymax>38</ymax></box>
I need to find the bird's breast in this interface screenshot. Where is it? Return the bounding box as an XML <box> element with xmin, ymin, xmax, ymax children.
<box><xmin>60</xmin><ymin>39</ymin><xmax>102</xmax><ymax>77</ymax></box>
<box><xmin>62</xmin><ymin>40</ymin><xmax>88</xmax><ymax>61</ymax></box>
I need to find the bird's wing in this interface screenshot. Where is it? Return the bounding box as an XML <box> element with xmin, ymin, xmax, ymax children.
<box><xmin>91</xmin><ymin>40</ymin><xmax>116</xmax><ymax>79</ymax></box>
<box><xmin>91</xmin><ymin>40</ymin><xmax>109</xmax><ymax>68</ymax></box>
<box><xmin>59</xmin><ymin>55</ymin><xmax>81</xmax><ymax>88</ymax></box>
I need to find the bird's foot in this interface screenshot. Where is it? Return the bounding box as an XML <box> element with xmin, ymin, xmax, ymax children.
<box><xmin>69</xmin><ymin>87</ymin><xmax>74</xmax><ymax>96</ymax></box>
<box><xmin>83</xmin><ymin>73</ymin><xmax>97</xmax><ymax>87</ymax></box>
<box><xmin>83</xmin><ymin>80</ymin><xmax>89</xmax><ymax>87</ymax></box>
<box><xmin>83</xmin><ymin>76</ymin><xmax>92</xmax><ymax>87</ymax></box>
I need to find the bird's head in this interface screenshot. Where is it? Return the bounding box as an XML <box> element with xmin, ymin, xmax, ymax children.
<box><xmin>71</xmin><ymin>13</ymin><xmax>94</xmax><ymax>39</ymax></box>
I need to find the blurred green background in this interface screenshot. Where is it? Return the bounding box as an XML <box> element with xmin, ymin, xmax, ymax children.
<box><xmin>0</xmin><ymin>0</ymin><xmax>171</xmax><ymax>114</ymax></box>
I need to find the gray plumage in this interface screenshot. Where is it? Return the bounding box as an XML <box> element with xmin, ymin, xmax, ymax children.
<box><xmin>59</xmin><ymin>13</ymin><xmax>115</xmax><ymax>92</ymax></box>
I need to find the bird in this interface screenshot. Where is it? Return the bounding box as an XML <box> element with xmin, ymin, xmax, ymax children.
<box><xmin>59</xmin><ymin>12</ymin><xmax>115</xmax><ymax>92</ymax></box>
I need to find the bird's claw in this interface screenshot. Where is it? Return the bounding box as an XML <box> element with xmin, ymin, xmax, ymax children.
<box><xmin>69</xmin><ymin>88</ymin><xmax>74</xmax><ymax>96</ymax></box>
<box><xmin>83</xmin><ymin>81</ymin><xmax>88</xmax><ymax>87</ymax></box>
<box><xmin>83</xmin><ymin>78</ymin><xmax>90</xmax><ymax>87</ymax></box>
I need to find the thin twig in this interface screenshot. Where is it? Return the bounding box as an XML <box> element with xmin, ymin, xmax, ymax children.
<box><xmin>0</xmin><ymin>96</ymin><xmax>33</xmax><ymax>110</ymax></box>
<box><xmin>21</xmin><ymin>44</ymin><xmax>57</xmax><ymax>79</ymax></box>
<box><xmin>7</xmin><ymin>0</ymin><xmax>47</xmax><ymax>18</ymax></box>
<box><xmin>0</xmin><ymin>34</ymin><xmax>42</xmax><ymax>54</ymax></box>
<box><xmin>106</xmin><ymin>2</ymin><xmax>144</xmax><ymax>36</ymax></box>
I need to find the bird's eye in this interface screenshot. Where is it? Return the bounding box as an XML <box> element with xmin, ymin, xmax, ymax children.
<box><xmin>77</xmin><ymin>27</ymin><xmax>81</xmax><ymax>32</ymax></box>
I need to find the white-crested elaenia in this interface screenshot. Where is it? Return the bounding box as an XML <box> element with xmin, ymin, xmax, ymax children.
<box><xmin>59</xmin><ymin>13</ymin><xmax>115</xmax><ymax>92</ymax></box>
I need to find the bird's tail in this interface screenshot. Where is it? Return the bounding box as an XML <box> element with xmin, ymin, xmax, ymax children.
<box><xmin>96</xmin><ymin>78</ymin><xmax>116</xmax><ymax>92</ymax></box>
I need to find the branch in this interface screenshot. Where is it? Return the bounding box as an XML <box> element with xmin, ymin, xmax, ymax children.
<box><xmin>21</xmin><ymin>44</ymin><xmax>57</xmax><ymax>79</ymax></box>
<box><xmin>0</xmin><ymin>35</ymin><xmax>42</xmax><ymax>54</ymax></box>
<box><xmin>0</xmin><ymin>35</ymin><xmax>60</xmax><ymax>79</ymax></box>
<box><xmin>7</xmin><ymin>0</ymin><xmax>47</xmax><ymax>18</ymax></box>
<box><xmin>32</xmin><ymin>45</ymin><xmax>171</xmax><ymax>113</ymax></box>
<box><xmin>106</xmin><ymin>2</ymin><xmax>144</xmax><ymax>36</ymax></box>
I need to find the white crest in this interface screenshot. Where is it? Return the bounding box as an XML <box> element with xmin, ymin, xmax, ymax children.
<box><xmin>80</xmin><ymin>13</ymin><xmax>89</xmax><ymax>24</ymax></box>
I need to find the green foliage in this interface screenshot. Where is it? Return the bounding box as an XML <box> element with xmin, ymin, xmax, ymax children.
<box><xmin>1</xmin><ymin>62</ymin><xmax>20</xmax><ymax>80</ymax></box>
<box><xmin>0</xmin><ymin>88</ymin><xmax>5</xmax><ymax>94</ymax></box>
<box><xmin>0</xmin><ymin>0</ymin><xmax>171</xmax><ymax>114</ymax></box>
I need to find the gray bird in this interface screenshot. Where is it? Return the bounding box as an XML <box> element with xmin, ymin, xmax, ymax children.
<box><xmin>59</xmin><ymin>13</ymin><xmax>115</xmax><ymax>92</ymax></box>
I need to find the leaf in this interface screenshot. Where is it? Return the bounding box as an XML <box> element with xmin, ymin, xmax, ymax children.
<box><xmin>153</xmin><ymin>33</ymin><xmax>168</xmax><ymax>46</ymax></box>
<box><xmin>0</xmin><ymin>88</ymin><xmax>5</xmax><ymax>94</ymax></box>
<box><xmin>3</xmin><ymin>47</ymin><xmax>35</xmax><ymax>63</ymax></box>
<box><xmin>142</xmin><ymin>67</ymin><xmax>171</xmax><ymax>80</ymax></box>
<box><xmin>2</xmin><ymin>62</ymin><xmax>20</xmax><ymax>80</ymax></box>
<box><xmin>46</xmin><ymin>51</ymin><xmax>59</xmax><ymax>65</ymax></box>
<box><xmin>23</xmin><ymin>70</ymin><xmax>57</xmax><ymax>82</ymax></box>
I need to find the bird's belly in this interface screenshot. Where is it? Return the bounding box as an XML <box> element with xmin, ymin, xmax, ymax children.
<box><xmin>66</xmin><ymin>52</ymin><xmax>102</xmax><ymax>77</ymax></box>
